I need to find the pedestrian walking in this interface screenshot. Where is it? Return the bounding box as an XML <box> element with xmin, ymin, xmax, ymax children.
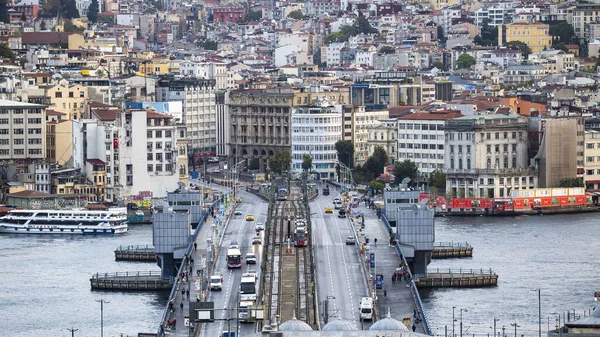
<box><xmin>180</xmin><ymin>302</ymin><xmax>184</xmax><ymax>313</ymax></box>
<box><xmin>181</xmin><ymin>288</ymin><xmax>185</xmax><ymax>296</ymax></box>
<box><xmin>412</xmin><ymin>324</ymin><xmax>417</xmax><ymax>332</ymax></box>
<box><xmin>384</xmin><ymin>288</ymin><xmax>387</xmax><ymax>298</ymax></box>
<box><xmin>194</xmin><ymin>242</ymin><xmax>197</xmax><ymax>251</ymax></box>
<box><xmin>196</xmin><ymin>294</ymin><xmax>200</xmax><ymax>302</ymax></box>
<box><xmin>392</xmin><ymin>274</ymin><xmax>396</xmax><ymax>285</ymax></box>
<box><xmin>186</xmin><ymin>289</ymin><xmax>190</xmax><ymax>298</ymax></box>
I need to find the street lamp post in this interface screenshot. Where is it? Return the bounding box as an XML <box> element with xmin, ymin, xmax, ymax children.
<box><xmin>96</xmin><ymin>299</ymin><xmax>110</xmax><ymax>337</ymax></box>
<box><xmin>452</xmin><ymin>307</ymin><xmax>456</xmax><ymax>337</ymax></box>
<box><xmin>460</xmin><ymin>308</ymin><xmax>467</xmax><ymax>337</ymax></box>
<box><xmin>494</xmin><ymin>317</ymin><xmax>500</xmax><ymax>337</ymax></box>
<box><xmin>511</xmin><ymin>322</ymin><xmax>520</xmax><ymax>337</ymax></box>
<box><xmin>538</xmin><ymin>289</ymin><xmax>542</xmax><ymax>337</ymax></box>
<box><xmin>66</xmin><ymin>327</ymin><xmax>78</xmax><ymax>337</ymax></box>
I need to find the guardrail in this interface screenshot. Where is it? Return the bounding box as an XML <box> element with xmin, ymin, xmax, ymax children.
<box><xmin>419</xmin><ymin>268</ymin><xmax>495</xmax><ymax>276</ymax></box>
<box><xmin>116</xmin><ymin>244</ymin><xmax>154</xmax><ymax>251</ymax></box>
<box><xmin>92</xmin><ymin>270</ymin><xmax>162</xmax><ymax>279</ymax></box>
<box><xmin>382</xmin><ymin>213</ymin><xmax>432</xmax><ymax>336</ymax></box>
<box><xmin>433</xmin><ymin>242</ymin><xmax>472</xmax><ymax>248</ymax></box>
<box><xmin>156</xmin><ymin>199</ymin><xmax>220</xmax><ymax>335</ymax></box>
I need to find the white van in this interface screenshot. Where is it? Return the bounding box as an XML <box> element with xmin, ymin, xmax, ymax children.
<box><xmin>359</xmin><ymin>297</ymin><xmax>374</xmax><ymax>320</ymax></box>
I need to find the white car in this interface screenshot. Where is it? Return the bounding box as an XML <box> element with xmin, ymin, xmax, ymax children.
<box><xmin>255</xmin><ymin>223</ymin><xmax>265</xmax><ymax>231</ymax></box>
<box><xmin>229</xmin><ymin>241</ymin><xmax>240</xmax><ymax>249</ymax></box>
<box><xmin>212</xmin><ymin>168</ymin><xmax>221</xmax><ymax>173</ymax></box>
<box><xmin>245</xmin><ymin>253</ymin><xmax>257</xmax><ymax>264</ymax></box>
<box><xmin>234</xmin><ymin>210</ymin><xmax>243</xmax><ymax>216</ymax></box>
<box><xmin>210</xmin><ymin>275</ymin><xmax>222</xmax><ymax>290</ymax></box>
<box><xmin>135</xmin><ymin>210</ymin><xmax>144</xmax><ymax>216</ymax></box>
<box><xmin>252</xmin><ymin>236</ymin><xmax>262</xmax><ymax>245</ymax></box>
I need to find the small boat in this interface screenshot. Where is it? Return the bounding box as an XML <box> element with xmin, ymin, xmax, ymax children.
<box><xmin>0</xmin><ymin>209</ymin><xmax>128</xmax><ymax>235</ymax></box>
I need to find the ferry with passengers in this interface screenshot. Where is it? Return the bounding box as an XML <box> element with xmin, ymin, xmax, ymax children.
<box><xmin>0</xmin><ymin>208</ymin><xmax>128</xmax><ymax>235</ymax></box>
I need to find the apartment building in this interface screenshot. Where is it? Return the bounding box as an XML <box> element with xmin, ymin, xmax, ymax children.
<box><xmin>341</xmin><ymin>107</ymin><xmax>389</xmax><ymax>166</ymax></box>
<box><xmin>445</xmin><ymin>114</ymin><xmax>537</xmax><ymax>198</ymax></box>
<box><xmin>398</xmin><ymin>111</ymin><xmax>462</xmax><ymax>177</ymax></box>
<box><xmin>572</xmin><ymin>3</ymin><xmax>600</xmax><ymax>42</ymax></box>
<box><xmin>367</xmin><ymin>118</ymin><xmax>397</xmax><ymax>164</ymax></box>
<box><xmin>45</xmin><ymin>109</ymin><xmax>72</xmax><ymax>165</ymax></box>
<box><xmin>0</xmin><ymin>100</ymin><xmax>46</xmax><ymax>163</ymax></box>
<box><xmin>227</xmin><ymin>89</ymin><xmax>295</xmax><ymax>171</ymax></box>
<box><xmin>584</xmin><ymin>130</ymin><xmax>600</xmax><ymax>191</ymax></box>
<box><xmin>291</xmin><ymin>106</ymin><xmax>342</xmax><ymax>179</ymax></box>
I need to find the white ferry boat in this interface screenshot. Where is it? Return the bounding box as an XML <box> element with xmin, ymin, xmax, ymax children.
<box><xmin>0</xmin><ymin>209</ymin><xmax>128</xmax><ymax>235</ymax></box>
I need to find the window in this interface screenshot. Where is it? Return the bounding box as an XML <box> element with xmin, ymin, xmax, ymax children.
<box><xmin>165</xmin><ymin>130</ymin><xmax>172</xmax><ymax>138</ymax></box>
<box><xmin>14</xmin><ymin>139</ymin><xmax>23</xmax><ymax>145</ymax></box>
<box><xmin>28</xmin><ymin>138</ymin><xmax>41</xmax><ymax>145</ymax></box>
<box><xmin>458</xmin><ymin>158</ymin><xmax>463</xmax><ymax>169</ymax></box>
<box><xmin>13</xmin><ymin>128</ymin><xmax>23</xmax><ymax>135</ymax></box>
<box><xmin>55</xmin><ymin>92</ymin><xmax>62</xmax><ymax>98</ymax></box>
<box><xmin>487</xmin><ymin>145</ymin><xmax>491</xmax><ymax>153</ymax></box>
<box><xmin>155</xmin><ymin>130</ymin><xmax>162</xmax><ymax>138</ymax></box>
<box><xmin>28</xmin><ymin>149</ymin><xmax>42</xmax><ymax>155</ymax></box>
<box><xmin>147</xmin><ymin>164</ymin><xmax>153</xmax><ymax>172</ymax></box>
<box><xmin>512</xmin><ymin>132</ymin><xmax>517</xmax><ymax>139</ymax></box>
<box><xmin>13</xmin><ymin>118</ymin><xmax>23</xmax><ymax>124</ymax></box>
<box><xmin>466</xmin><ymin>145</ymin><xmax>471</xmax><ymax>154</ymax></box>
<box><xmin>147</xmin><ymin>153</ymin><xmax>153</xmax><ymax>160</ymax></box>
<box><xmin>587</xmin><ymin>170</ymin><xmax>594</xmax><ymax>175</ymax></box>
<box><xmin>450</xmin><ymin>158</ymin><xmax>454</xmax><ymax>169</ymax></box>
<box><xmin>503</xmin><ymin>144</ymin><xmax>508</xmax><ymax>152</ymax></box>
<box><xmin>495</xmin><ymin>132</ymin><xmax>499</xmax><ymax>139</ymax></box>
<box><xmin>467</xmin><ymin>158</ymin><xmax>471</xmax><ymax>170</ymax></box>
<box><xmin>504</xmin><ymin>157</ymin><xmax>508</xmax><ymax>168</ymax></box>
<box><xmin>28</xmin><ymin>128</ymin><xmax>42</xmax><ymax>134</ymax></box>
<box><xmin>512</xmin><ymin>157</ymin><xmax>517</xmax><ymax>168</ymax></box>
<box><xmin>156</xmin><ymin>153</ymin><xmax>163</xmax><ymax>161</ymax></box>
<box><xmin>586</xmin><ymin>156</ymin><xmax>594</xmax><ymax>163</ymax></box>
<box><xmin>14</xmin><ymin>149</ymin><xmax>24</xmax><ymax>155</ymax></box>
<box><xmin>69</xmin><ymin>92</ymin><xmax>74</xmax><ymax>98</ymax></box>
<box><xmin>147</xmin><ymin>131</ymin><xmax>152</xmax><ymax>138</ymax></box>
<box><xmin>512</xmin><ymin>144</ymin><xmax>517</xmax><ymax>152</ymax></box>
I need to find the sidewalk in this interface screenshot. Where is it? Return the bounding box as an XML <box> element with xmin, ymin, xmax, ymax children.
<box><xmin>353</xmin><ymin>202</ymin><xmax>426</xmax><ymax>334</ymax></box>
<box><xmin>162</xmin><ymin>200</ymin><xmax>231</xmax><ymax>336</ymax></box>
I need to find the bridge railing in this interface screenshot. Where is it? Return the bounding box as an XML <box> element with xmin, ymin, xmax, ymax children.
<box><xmin>91</xmin><ymin>270</ymin><xmax>162</xmax><ymax>279</ymax></box>
<box><xmin>419</xmin><ymin>268</ymin><xmax>495</xmax><ymax>276</ymax></box>
<box><xmin>382</xmin><ymin>213</ymin><xmax>433</xmax><ymax>336</ymax></box>
<box><xmin>433</xmin><ymin>242</ymin><xmax>471</xmax><ymax>248</ymax></box>
<box><xmin>156</xmin><ymin>199</ymin><xmax>220</xmax><ymax>335</ymax></box>
<box><xmin>116</xmin><ymin>244</ymin><xmax>154</xmax><ymax>251</ymax></box>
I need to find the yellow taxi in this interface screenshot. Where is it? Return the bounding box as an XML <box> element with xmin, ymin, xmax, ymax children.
<box><xmin>245</xmin><ymin>214</ymin><xmax>255</xmax><ymax>221</ymax></box>
<box><xmin>325</xmin><ymin>206</ymin><xmax>333</xmax><ymax>214</ymax></box>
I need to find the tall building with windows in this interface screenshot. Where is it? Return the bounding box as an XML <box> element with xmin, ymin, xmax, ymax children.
<box><xmin>0</xmin><ymin>100</ymin><xmax>46</xmax><ymax>163</ymax></box>
<box><xmin>397</xmin><ymin>111</ymin><xmax>462</xmax><ymax>177</ymax></box>
<box><xmin>444</xmin><ymin>114</ymin><xmax>537</xmax><ymax>198</ymax></box>
<box><xmin>291</xmin><ymin>106</ymin><xmax>342</xmax><ymax>179</ymax></box>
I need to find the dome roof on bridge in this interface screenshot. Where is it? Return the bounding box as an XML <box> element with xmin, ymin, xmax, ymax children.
<box><xmin>369</xmin><ymin>311</ymin><xmax>410</xmax><ymax>332</ymax></box>
<box><xmin>322</xmin><ymin>317</ymin><xmax>357</xmax><ymax>331</ymax></box>
<box><xmin>279</xmin><ymin>316</ymin><xmax>313</xmax><ymax>331</ymax></box>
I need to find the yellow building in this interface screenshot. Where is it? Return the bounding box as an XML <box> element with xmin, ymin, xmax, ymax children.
<box><xmin>499</xmin><ymin>22</ymin><xmax>552</xmax><ymax>53</ymax></box>
<box><xmin>429</xmin><ymin>0</ymin><xmax>460</xmax><ymax>10</ymax></box>
<box><xmin>46</xmin><ymin>110</ymin><xmax>73</xmax><ymax>166</ymax></box>
<box><xmin>292</xmin><ymin>86</ymin><xmax>350</xmax><ymax>107</ymax></box>
<box><xmin>139</xmin><ymin>58</ymin><xmax>171</xmax><ymax>76</ymax></box>
<box><xmin>45</xmin><ymin>84</ymin><xmax>88</xmax><ymax>120</ymax></box>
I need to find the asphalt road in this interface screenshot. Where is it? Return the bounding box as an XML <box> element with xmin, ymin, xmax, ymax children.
<box><xmin>198</xmin><ymin>188</ymin><xmax>268</xmax><ymax>337</ymax></box>
<box><xmin>309</xmin><ymin>187</ymin><xmax>372</xmax><ymax>330</ymax></box>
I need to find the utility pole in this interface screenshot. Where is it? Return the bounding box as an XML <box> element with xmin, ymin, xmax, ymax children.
<box><xmin>511</xmin><ymin>322</ymin><xmax>520</xmax><ymax>337</ymax></box>
<box><xmin>494</xmin><ymin>317</ymin><xmax>500</xmax><ymax>337</ymax></box>
<box><xmin>538</xmin><ymin>289</ymin><xmax>542</xmax><ymax>337</ymax></box>
<box><xmin>96</xmin><ymin>299</ymin><xmax>110</xmax><ymax>337</ymax></box>
<box><xmin>502</xmin><ymin>326</ymin><xmax>506</xmax><ymax>337</ymax></box>
<box><xmin>452</xmin><ymin>307</ymin><xmax>456</xmax><ymax>337</ymax></box>
<box><xmin>66</xmin><ymin>327</ymin><xmax>78</xmax><ymax>337</ymax></box>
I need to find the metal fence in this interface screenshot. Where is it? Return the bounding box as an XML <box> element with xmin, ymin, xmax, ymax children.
<box><xmin>91</xmin><ymin>270</ymin><xmax>162</xmax><ymax>279</ymax></box>
<box><xmin>116</xmin><ymin>244</ymin><xmax>154</xmax><ymax>251</ymax></box>
<box><xmin>433</xmin><ymin>242</ymin><xmax>472</xmax><ymax>248</ymax></box>
<box><xmin>382</xmin><ymin>213</ymin><xmax>433</xmax><ymax>336</ymax></box>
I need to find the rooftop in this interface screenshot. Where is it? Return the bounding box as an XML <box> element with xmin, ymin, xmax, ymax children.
<box><xmin>0</xmin><ymin>99</ymin><xmax>46</xmax><ymax>108</ymax></box>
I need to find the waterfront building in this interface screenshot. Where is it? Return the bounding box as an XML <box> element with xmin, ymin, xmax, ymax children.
<box><xmin>584</xmin><ymin>130</ymin><xmax>600</xmax><ymax>191</ymax></box>
<box><xmin>0</xmin><ymin>99</ymin><xmax>46</xmax><ymax>164</ymax></box>
<box><xmin>398</xmin><ymin>110</ymin><xmax>462</xmax><ymax>177</ymax></box>
<box><xmin>227</xmin><ymin>88</ymin><xmax>295</xmax><ymax>171</ymax></box>
<box><xmin>533</xmin><ymin>118</ymin><xmax>580</xmax><ymax>188</ymax></box>
<box><xmin>291</xmin><ymin>105</ymin><xmax>342</xmax><ymax>179</ymax></box>
<box><xmin>444</xmin><ymin>114</ymin><xmax>537</xmax><ymax>198</ymax></box>
<box><xmin>45</xmin><ymin>109</ymin><xmax>72</xmax><ymax>165</ymax></box>
<box><xmin>340</xmin><ymin>105</ymin><xmax>389</xmax><ymax>166</ymax></box>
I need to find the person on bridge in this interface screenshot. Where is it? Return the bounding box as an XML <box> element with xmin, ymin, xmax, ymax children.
<box><xmin>196</xmin><ymin>294</ymin><xmax>201</xmax><ymax>302</ymax></box>
<box><xmin>384</xmin><ymin>288</ymin><xmax>387</xmax><ymax>298</ymax></box>
<box><xmin>194</xmin><ymin>242</ymin><xmax>197</xmax><ymax>251</ymax></box>
<box><xmin>180</xmin><ymin>302</ymin><xmax>184</xmax><ymax>313</ymax></box>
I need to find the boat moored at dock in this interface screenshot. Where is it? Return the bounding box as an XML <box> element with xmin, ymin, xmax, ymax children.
<box><xmin>0</xmin><ymin>209</ymin><xmax>128</xmax><ymax>235</ymax></box>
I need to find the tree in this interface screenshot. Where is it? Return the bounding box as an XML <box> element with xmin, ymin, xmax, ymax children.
<box><xmin>559</xmin><ymin>177</ymin><xmax>583</xmax><ymax>187</ymax></box>
<box><xmin>87</xmin><ymin>0</ymin><xmax>99</xmax><ymax>23</ymax></box>
<box><xmin>269</xmin><ymin>150</ymin><xmax>291</xmax><ymax>174</ymax></box>
<box><xmin>0</xmin><ymin>43</ymin><xmax>15</xmax><ymax>60</ymax></box>
<box><xmin>393</xmin><ymin>160</ymin><xmax>419</xmax><ymax>185</ymax></box>
<box><xmin>301</xmin><ymin>154</ymin><xmax>313</xmax><ymax>171</ymax></box>
<box><xmin>245</xmin><ymin>10</ymin><xmax>262</xmax><ymax>22</ymax></box>
<box><xmin>249</xmin><ymin>158</ymin><xmax>260</xmax><ymax>170</ymax></box>
<box><xmin>378</xmin><ymin>46</ymin><xmax>395</xmax><ymax>55</ymax></box>
<box><xmin>287</xmin><ymin>10</ymin><xmax>303</xmax><ymax>20</ymax></box>
<box><xmin>456</xmin><ymin>54</ymin><xmax>476</xmax><ymax>69</ymax></box>
<box><xmin>553</xmin><ymin>42</ymin><xmax>569</xmax><ymax>52</ymax></box>
<box><xmin>364</xmin><ymin>146</ymin><xmax>387</xmax><ymax>178</ymax></box>
<box><xmin>63</xmin><ymin>20</ymin><xmax>84</xmax><ymax>33</ymax></box>
<box><xmin>432</xmin><ymin>60</ymin><xmax>444</xmax><ymax>70</ymax></box>
<box><xmin>324</xmin><ymin>32</ymin><xmax>348</xmax><ymax>44</ymax></box>
<box><xmin>437</xmin><ymin>25</ymin><xmax>444</xmax><ymax>41</ymax></box>
<box><xmin>550</xmin><ymin>21</ymin><xmax>574</xmax><ymax>45</ymax></box>
<box><xmin>428</xmin><ymin>169</ymin><xmax>446</xmax><ymax>191</ymax></box>
<box><xmin>473</xmin><ymin>19</ymin><xmax>498</xmax><ymax>46</ymax></box>
<box><xmin>369</xmin><ymin>180</ymin><xmax>384</xmax><ymax>193</ymax></box>
<box><xmin>335</xmin><ymin>140</ymin><xmax>354</xmax><ymax>168</ymax></box>
<box><xmin>507</xmin><ymin>40</ymin><xmax>532</xmax><ymax>58</ymax></box>
<box><xmin>197</xmin><ymin>40</ymin><xmax>218</xmax><ymax>50</ymax></box>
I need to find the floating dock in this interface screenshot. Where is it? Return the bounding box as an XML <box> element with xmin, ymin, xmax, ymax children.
<box><xmin>413</xmin><ymin>268</ymin><xmax>498</xmax><ymax>288</ymax></box>
<box><xmin>114</xmin><ymin>245</ymin><xmax>155</xmax><ymax>261</ymax></box>
<box><xmin>90</xmin><ymin>271</ymin><xmax>172</xmax><ymax>290</ymax></box>
<box><xmin>432</xmin><ymin>242</ymin><xmax>473</xmax><ymax>259</ymax></box>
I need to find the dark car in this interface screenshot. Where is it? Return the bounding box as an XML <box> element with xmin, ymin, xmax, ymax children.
<box><xmin>127</xmin><ymin>203</ymin><xmax>139</xmax><ymax>210</ymax></box>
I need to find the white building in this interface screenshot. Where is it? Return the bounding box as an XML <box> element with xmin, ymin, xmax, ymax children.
<box><xmin>291</xmin><ymin>106</ymin><xmax>342</xmax><ymax>180</ymax></box>
<box><xmin>0</xmin><ymin>100</ymin><xmax>46</xmax><ymax>162</ymax></box>
<box><xmin>474</xmin><ymin>6</ymin><xmax>505</xmax><ymax>26</ymax></box>
<box><xmin>444</xmin><ymin>114</ymin><xmax>537</xmax><ymax>198</ymax></box>
<box><xmin>397</xmin><ymin>111</ymin><xmax>462</xmax><ymax>177</ymax></box>
<box><xmin>321</xmin><ymin>42</ymin><xmax>346</xmax><ymax>67</ymax></box>
<box><xmin>476</xmin><ymin>48</ymin><xmax>523</xmax><ymax>69</ymax></box>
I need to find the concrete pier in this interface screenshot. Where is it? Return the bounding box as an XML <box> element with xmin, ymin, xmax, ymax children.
<box><xmin>114</xmin><ymin>245</ymin><xmax>155</xmax><ymax>261</ymax></box>
<box><xmin>413</xmin><ymin>268</ymin><xmax>498</xmax><ymax>288</ymax></box>
<box><xmin>432</xmin><ymin>242</ymin><xmax>473</xmax><ymax>259</ymax></box>
<box><xmin>90</xmin><ymin>271</ymin><xmax>172</xmax><ymax>290</ymax></box>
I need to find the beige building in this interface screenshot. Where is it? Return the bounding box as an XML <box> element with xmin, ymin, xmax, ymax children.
<box><xmin>584</xmin><ymin>130</ymin><xmax>600</xmax><ymax>191</ymax></box>
<box><xmin>367</xmin><ymin>118</ymin><xmax>397</xmax><ymax>164</ymax></box>
<box><xmin>45</xmin><ymin>109</ymin><xmax>72</xmax><ymax>165</ymax></box>
<box><xmin>534</xmin><ymin>118</ymin><xmax>578</xmax><ymax>188</ymax></box>
<box><xmin>342</xmin><ymin>107</ymin><xmax>389</xmax><ymax>165</ymax></box>
<box><xmin>0</xmin><ymin>100</ymin><xmax>46</xmax><ymax>163</ymax></box>
<box><xmin>45</xmin><ymin>83</ymin><xmax>89</xmax><ymax>120</ymax></box>
<box><xmin>228</xmin><ymin>89</ymin><xmax>295</xmax><ymax>171</ymax></box>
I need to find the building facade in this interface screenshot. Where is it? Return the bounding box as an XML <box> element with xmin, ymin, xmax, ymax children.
<box><xmin>499</xmin><ymin>22</ymin><xmax>552</xmax><ymax>53</ymax></box>
<box><xmin>367</xmin><ymin>118</ymin><xmax>398</xmax><ymax>164</ymax></box>
<box><xmin>445</xmin><ymin>114</ymin><xmax>537</xmax><ymax>198</ymax></box>
<box><xmin>0</xmin><ymin>100</ymin><xmax>46</xmax><ymax>163</ymax></box>
<box><xmin>291</xmin><ymin>106</ymin><xmax>342</xmax><ymax>179</ymax></box>
<box><xmin>584</xmin><ymin>130</ymin><xmax>600</xmax><ymax>191</ymax></box>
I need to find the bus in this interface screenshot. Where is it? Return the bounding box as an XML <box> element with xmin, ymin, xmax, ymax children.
<box><xmin>276</xmin><ymin>188</ymin><xmax>288</xmax><ymax>201</ymax></box>
<box><xmin>227</xmin><ymin>248</ymin><xmax>242</xmax><ymax>268</ymax></box>
<box><xmin>240</xmin><ymin>273</ymin><xmax>257</xmax><ymax>301</ymax></box>
<box><xmin>294</xmin><ymin>226</ymin><xmax>307</xmax><ymax>247</ymax></box>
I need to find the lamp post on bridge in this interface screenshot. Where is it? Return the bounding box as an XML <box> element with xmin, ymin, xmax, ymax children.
<box><xmin>493</xmin><ymin>317</ymin><xmax>500</xmax><ymax>337</ymax></box>
<box><xmin>96</xmin><ymin>299</ymin><xmax>110</xmax><ymax>337</ymax></box>
<box><xmin>459</xmin><ymin>308</ymin><xmax>467</xmax><ymax>337</ymax></box>
<box><xmin>511</xmin><ymin>322</ymin><xmax>521</xmax><ymax>337</ymax></box>
<box><xmin>66</xmin><ymin>327</ymin><xmax>78</xmax><ymax>337</ymax></box>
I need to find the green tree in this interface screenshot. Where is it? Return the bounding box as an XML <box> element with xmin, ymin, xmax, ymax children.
<box><xmin>335</xmin><ymin>140</ymin><xmax>354</xmax><ymax>168</ymax></box>
<box><xmin>324</xmin><ymin>32</ymin><xmax>348</xmax><ymax>44</ymax></box>
<box><xmin>550</xmin><ymin>21</ymin><xmax>574</xmax><ymax>45</ymax></box>
<box><xmin>0</xmin><ymin>43</ymin><xmax>15</xmax><ymax>60</ymax></box>
<box><xmin>369</xmin><ymin>180</ymin><xmax>384</xmax><ymax>193</ymax></box>
<box><xmin>553</xmin><ymin>42</ymin><xmax>569</xmax><ymax>52</ymax></box>
<box><xmin>473</xmin><ymin>19</ymin><xmax>498</xmax><ymax>46</ymax></box>
<box><xmin>197</xmin><ymin>40</ymin><xmax>218</xmax><ymax>50</ymax></box>
<box><xmin>249</xmin><ymin>158</ymin><xmax>260</xmax><ymax>170</ymax></box>
<box><xmin>507</xmin><ymin>40</ymin><xmax>532</xmax><ymax>58</ymax></box>
<box><xmin>63</xmin><ymin>20</ymin><xmax>84</xmax><ymax>32</ymax></box>
<box><xmin>269</xmin><ymin>150</ymin><xmax>291</xmax><ymax>174</ymax></box>
<box><xmin>559</xmin><ymin>177</ymin><xmax>583</xmax><ymax>187</ymax></box>
<box><xmin>87</xmin><ymin>0</ymin><xmax>99</xmax><ymax>23</ymax></box>
<box><xmin>456</xmin><ymin>54</ymin><xmax>476</xmax><ymax>69</ymax></box>
<box><xmin>432</xmin><ymin>60</ymin><xmax>444</xmax><ymax>70</ymax></box>
<box><xmin>437</xmin><ymin>25</ymin><xmax>444</xmax><ymax>41</ymax></box>
<box><xmin>393</xmin><ymin>159</ymin><xmax>419</xmax><ymax>185</ymax></box>
<box><xmin>363</xmin><ymin>146</ymin><xmax>387</xmax><ymax>178</ymax></box>
<box><xmin>287</xmin><ymin>10</ymin><xmax>303</xmax><ymax>20</ymax></box>
<box><xmin>245</xmin><ymin>10</ymin><xmax>262</xmax><ymax>22</ymax></box>
<box><xmin>378</xmin><ymin>46</ymin><xmax>395</xmax><ymax>55</ymax></box>
<box><xmin>301</xmin><ymin>153</ymin><xmax>313</xmax><ymax>171</ymax></box>
<box><xmin>428</xmin><ymin>169</ymin><xmax>446</xmax><ymax>191</ymax></box>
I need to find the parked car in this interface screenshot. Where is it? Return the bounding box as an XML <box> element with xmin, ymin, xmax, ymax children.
<box><xmin>245</xmin><ymin>253</ymin><xmax>257</xmax><ymax>264</ymax></box>
<box><xmin>252</xmin><ymin>236</ymin><xmax>261</xmax><ymax>245</ymax></box>
<box><xmin>127</xmin><ymin>203</ymin><xmax>138</xmax><ymax>210</ymax></box>
<box><xmin>210</xmin><ymin>275</ymin><xmax>222</xmax><ymax>290</ymax></box>
<box><xmin>346</xmin><ymin>235</ymin><xmax>356</xmax><ymax>245</ymax></box>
